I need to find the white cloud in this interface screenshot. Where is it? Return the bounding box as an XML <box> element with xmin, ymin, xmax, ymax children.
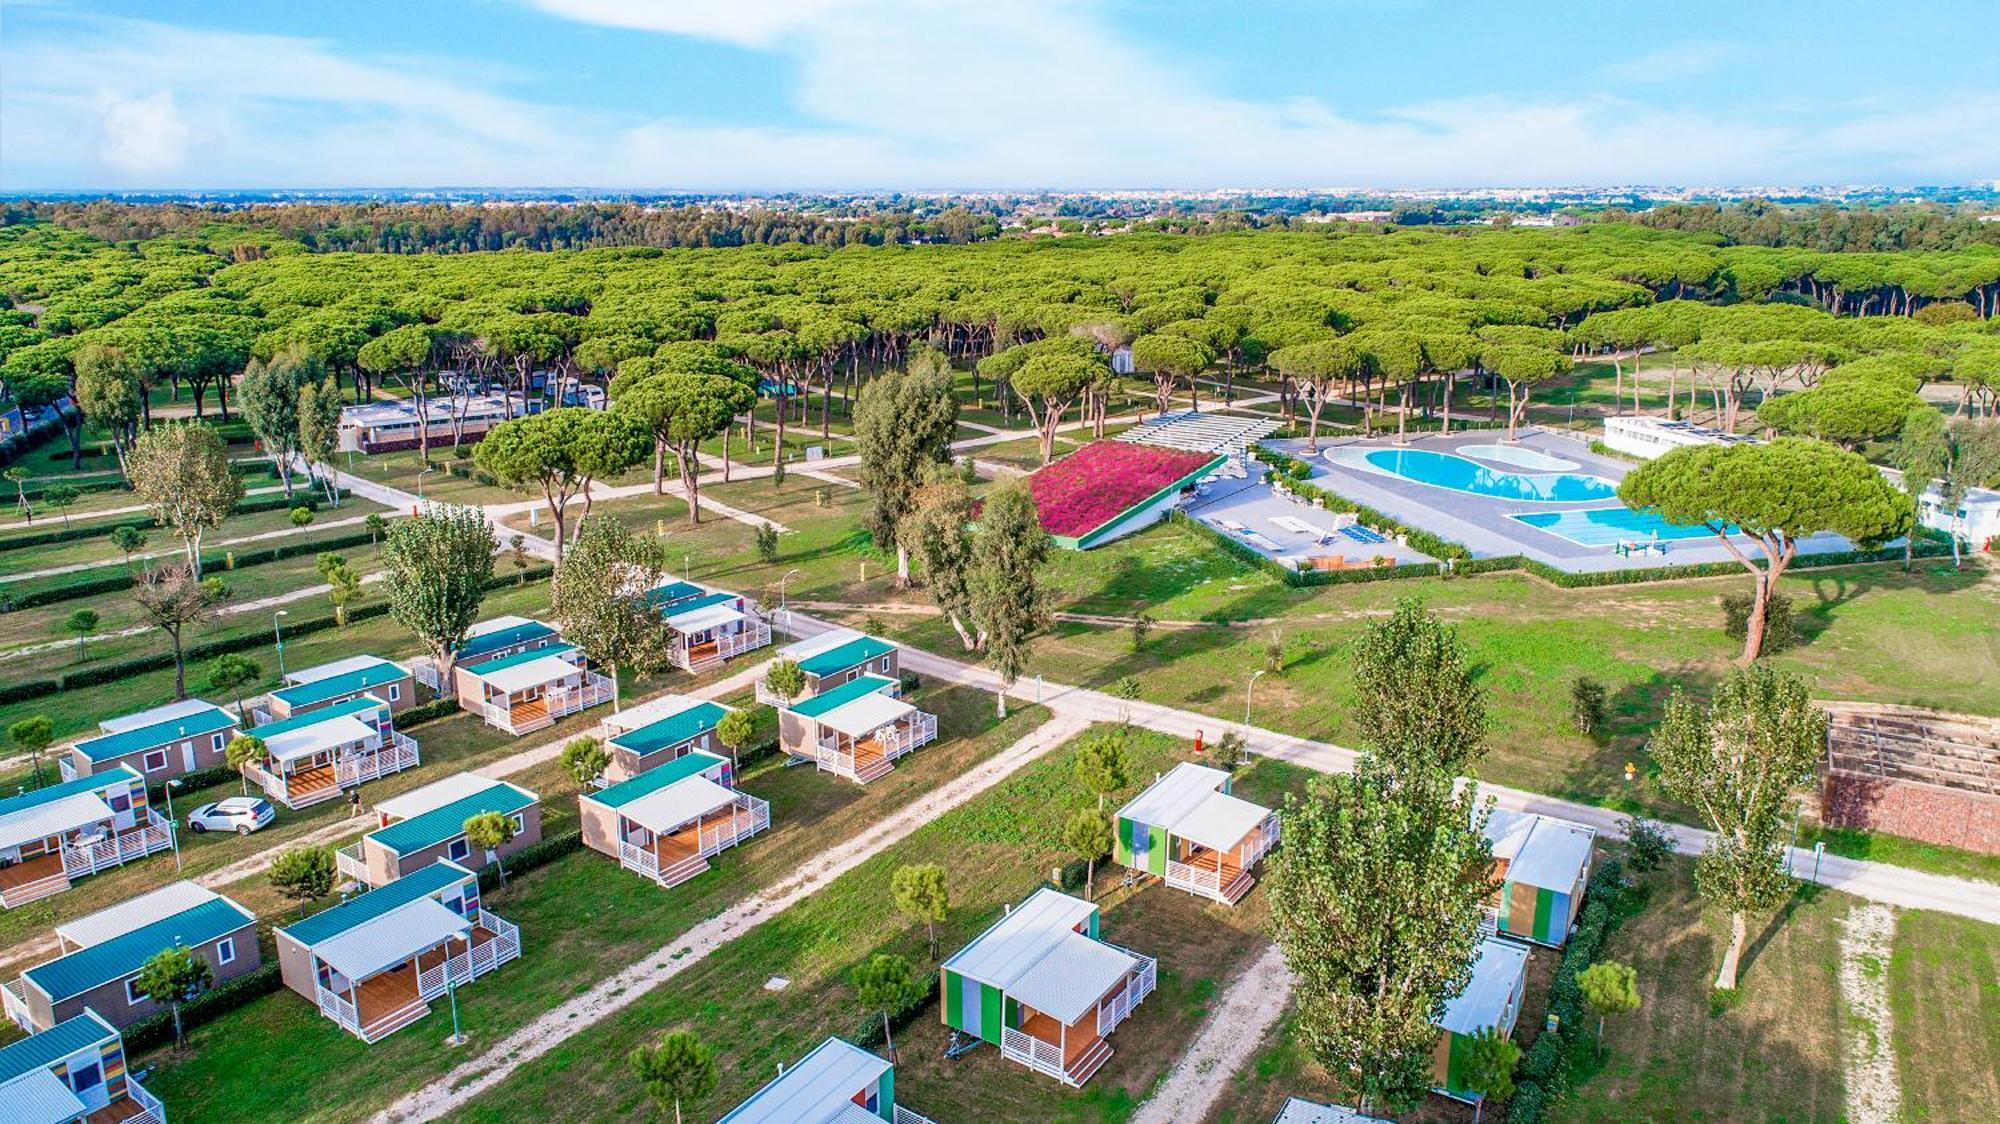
<box><xmin>96</xmin><ymin>92</ymin><xmax>191</xmax><ymax>176</ymax></box>
<box><xmin>2</xmin><ymin>5</ymin><xmax>1994</xmax><ymax>190</ymax></box>
<box><xmin>1593</xmin><ymin>41</ymin><xmax>1742</xmax><ymax>86</ymax></box>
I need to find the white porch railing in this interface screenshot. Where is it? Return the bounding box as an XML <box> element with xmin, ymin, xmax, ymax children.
<box><xmin>411</xmin><ymin>657</ymin><xmax>446</xmax><ymax>692</ymax></box>
<box><xmin>696</xmin><ymin>795</ymin><xmax>771</xmax><ymax>856</ymax></box>
<box><xmin>1096</xmin><ymin>952</ymin><xmax>1157</xmax><ymax>1039</ymax></box>
<box><xmin>335</xmin><ymin>843</ymin><xmax>369</xmax><ymax>885</ymax></box>
<box><xmin>717</xmin><ymin>621</ymin><xmax>772</xmax><ymax>659</ymax></box>
<box><xmin>61</xmin><ymin>810</ymin><xmax>174</xmax><ymax>879</ymax></box>
<box><xmin>1000</xmin><ymin>1025</ymin><xmax>1070</xmax><ymax>1082</ymax></box>
<box><xmin>879</xmin><ymin>711</ymin><xmax>938</xmax><ymax>759</ymax></box>
<box><xmin>2</xmin><ymin>977</ymin><xmax>33</xmax><ymax>1031</ymax></box>
<box><xmin>618</xmin><ymin>839</ymin><xmax>662</xmax><ymax>881</ymax></box>
<box><xmin>543</xmin><ymin>673</ymin><xmax>615</xmax><ymax>724</ymax></box>
<box><xmin>124</xmin><ymin>1075</ymin><xmax>167</xmax><ymax>1124</ymax></box>
<box><xmin>58</xmin><ymin>756</ymin><xmax>78</xmax><ymax>782</ymax></box>
<box><xmin>0</xmin><ymin>867</ymin><xmax>71</xmax><ymax>910</ymax></box>
<box><xmin>315</xmin><ymin>983</ymin><xmax>362</xmax><ymax>1034</ymax></box>
<box><xmin>336</xmin><ymin>732</ymin><xmax>421</xmax><ymax>787</ymax></box>
<box><xmin>892</xmin><ymin>1105</ymin><xmax>937</xmax><ymax>1124</ymax></box>
<box><xmin>1164</xmin><ymin>858</ymin><xmax>1223</xmax><ymax>899</ymax></box>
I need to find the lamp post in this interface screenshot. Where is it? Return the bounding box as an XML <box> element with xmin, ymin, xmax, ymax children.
<box><xmin>272</xmin><ymin>610</ymin><xmax>290</xmax><ymax>679</ymax></box>
<box><xmin>1244</xmin><ymin>669</ymin><xmax>1268</xmax><ymax>726</ymax></box>
<box><xmin>417</xmin><ymin>465</ymin><xmax>433</xmax><ymax>503</ymax></box>
<box><xmin>444</xmin><ymin>975</ymin><xmax>466</xmax><ymax>1046</ymax></box>
<box><xmin>778</xmin><ymin>568</ymin><xmax>802</xmax><ymax>626</ymax></box>
<box><xmin>165</xmin><ymin>780</ymin><xmax>183</xmax><ymax>874</ymax></box>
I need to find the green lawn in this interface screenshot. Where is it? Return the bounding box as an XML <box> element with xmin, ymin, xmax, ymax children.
<box><xmin>0</xmin><ymin>496</ymin><xmax>389</xmax><ymax>578</ymax></box>
<box><xmin>447</xmin><ymin>726</ymin><xmax>1298</xmax><ymax>1124</ymax></box>
<box><xmin>1888</xmin><ymin>909</ymin><xmax>2000</xmax><ymax>1120</ymax></box>
<box><xmin>137</xmin><ymin>685</ymin><xmax>1051</xmax><ymax>1122</ymax></box>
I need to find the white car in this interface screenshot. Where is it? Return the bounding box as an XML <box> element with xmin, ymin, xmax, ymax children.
<box><xmin>186</xmin><ymin>796</ymin><xmax>276</xmax><ymax>836</ymax></box>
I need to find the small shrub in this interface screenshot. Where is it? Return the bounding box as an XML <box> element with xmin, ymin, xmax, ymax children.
<box><xmin>1128</xmin><ymin>612</ymin><xmax>1154</xmax><ymax>652</ymax></box>
<box><xmin>1569</xmin><ymin>676</ymin><xmax>1607</xmax><ymax>737</ymax></box>
<box><xmin>898</xmin><ymin>671</ymin><xmax>920</xmax><ymax>694</ymax></box>
<box><xmin>1619</xmin><ymin>815</ymin><xmax>1676</xmax><ymax>873</ymax></box>
<box><xmin>771</xmin><ymin>460</ymin><xmax>787</xmax><ymax>488</ymax></box>
<box><xmin>754</xmin><ymin>522</ymin><xmax>779</xmax><ymax>564</ymax></box>
<box><xmin>1719</xmin><ymin>591</ymin><xmax>1796</xmax><ymax>652</ymax></box>
<box><xmin>289</xmin><ymin>506</ymin><xmax>315</xmax><ymax>527</ymax></box>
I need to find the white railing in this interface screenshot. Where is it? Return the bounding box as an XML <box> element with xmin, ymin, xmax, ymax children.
<box><xmin>542</xmin><ymin>673</ymin><xmax>615</xmax><ymax>724</ymax></box>
<box><xmin>62</xmin><ymin>810</ymin><xmax>174</xmax><ymax>879</ymax></box>
<box><xmin>58</xmin><ymin>756</ymin><xmax>78</xmax><ymax>782</ymax></box>
<box><xmin>892</xmin><ymin>1106</ymin><xmax>937</xmax><ymax>1124</ymax></box>
<box><xmin>2</xmin><ymin>978</ymin><xmax>33</xmax><ymax>1031</ymax></box>
<box><xmin>411</xmin><ymin>657</ymin><xmax>445</xmax><ymax>692</ymax></box>
<box><xmin>0</xmin><ymin>867</ymin><xmax>71</xmax><ymax>909</ymax></box>
<box><xmin>471</xmin><ymin>910</ymin><xmax>521</xmax><ymax>975</ymax></box>
<box><xmin>336</xmin><ymin>733</ymin><xmax>421</xmax><ymax>787</ymax></box>
<box><xmin>250</xmin><ymin>705</ymin><xmax>276</xmax><ymax>725</ymax></box>
<box><xmin>1096</xmin><ymin>950</ymin><xmax>1157</xmax><ymax>1039</ymax></box>
<box><xmin>697</xmin><ymin>796</ymin><xmax>771</xmax><ymax>856</ymax></box>
<box><xmin>315</xmin><ymin>983</ymin><xmax>361</xmax><ymax>1033</ymax></box>
<box><xmin>124</xmin><ymin>1075</ymin><xmax>167</xmax><ymax>1124</ymax></box>
<box><xmin>1165</xmin><ymin>858</ymin><xmax>1222</xmax><ymax>899</ymax></box>
<box><xmin>460</xmin><ymin>693</ymin><xmax>520</xmax><ymax>732</ymax></box>
<box><xmin>335</xmin><ymin>843</ymin><xmax>370</xmax><ymax>885</ymax></box>
<box><xmin>1000</xmin><ymin>1025</ymin><xmax>1069</xmax><ymax>1081</ymax></box>
<box><xmin>619</xmin><ymin>838</ymin><xmax>662</xmax><ymax>880</ymax></box>
<box><xmin>880</xmin><ymin>711</ymin><xmax>939</xmax><ymax>759</ymax></box>
<box><xmin>716</xmin><ymin>621</ymin><xmax>772</xmax><ymax>659</ymax></box>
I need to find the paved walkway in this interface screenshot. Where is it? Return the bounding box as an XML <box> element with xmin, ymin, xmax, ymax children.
<box><xmin>4</xmin><ymin>509</ymin><xmax>385</xmax><ymax>583</ymax></box>
<box><xmin>0</xmin><ymin>484</ymin><xmax>291</xmax><ymax>533</ymax></box>
<box><xmin>1132</xmin><ymin>942</ymin><xmax>1293</xmax><ymax>1124</ymax></box>
<box><xmin>376</xmin><ymin>711</ymin><xmax>1092</xmax><ymax>1123</ymax></box>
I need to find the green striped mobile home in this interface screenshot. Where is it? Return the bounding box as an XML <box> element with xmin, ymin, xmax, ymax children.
<box><xmin>1482</xmin><ymin>810</ymin><xmax>1596</xmax><ymax>946</ymax></box>
<box><xmin>1114</xmin><ymin>762</ymin><xmax>1279</xmax><ymax>905</ymax></box>
<box><xmin>939</xmin><ymin>887</ymin><xmax>1156</xmax><ymax>1087</ymax></box>
<box><xmin>718</xmin><ymin>1036</ymin><xmax>930</xmax><ymax>1123</ymax></box>
<box><xmin>1433</xmin><ymin>938</ymin><xmax>1530</xmax><ymax>1101</ymax></box>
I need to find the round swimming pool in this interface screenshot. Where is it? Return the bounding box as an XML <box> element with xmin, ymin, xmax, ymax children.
<box><xmin>1346</xmin><ymin>448</ymin><xmax>1618</xmax><ymax>503</ymax></box>
<box><xmin>1457</xmin><ymin>443</ymin><xmax>1580</xmax><ymax>472</ymax></box>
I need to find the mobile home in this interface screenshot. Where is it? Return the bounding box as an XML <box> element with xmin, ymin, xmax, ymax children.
<box><xmin>776</xmin><ymin>675</ymin><xmax>937</xmax><ymax>784</ymax></box>
<box><xmin>1433</xmin><ymin>938</ymin><xmax>1530</xmax><ymax>1102</ymax></box>
<box><xmin>757</xmin><ymin>629</ymin><xmax>900</xmax><ymax>705</ymax></box>
<box><xmin>452</xmin><ymin>642</ymin><xmax>613</xmax><ymax>735</ymax></box>
<box><xmin>718</xmin><ymin>1036</ymin><xmax>933</xmax><ymax>1124</ymax></box>
<box><xmin>1482</xmin><ymin>809</ymin><xmax>1596</xmax><ymax>947</ymax></box>
<box><xmin>261</xmin><ymin>655</ymin><xmax>416</xmax><ymax>721</ymax></box>
<box><xmin>0</xmin><ymin>768</ymin><xmax>173</xmax><ymax>910</ymax></box>
<box><xmin>335</xmin><ymin>774</ymin><xmax>540</xmax><ymax>888</ymax></box>
<box><xmin>1114</xmin><ymin>762</ymin><xmax>1279</xmax><ymax>905</ymax></box>
<box><xmin>61</xmin><ymin>700</ymin><xmax>239</xmax><ymax>784</ymax></box>
<box><xmin>238</xmin><ymin>697</ymin><xmax>421</xmax><ymax>810</ymax></box>
<box><xmin>599</xmin><ymin>694</ymin><xmax>735</xmax><ymax>783</ymax></box>
<box><xmin>578</xmin><ymin>751</ymin><xmax>768</xmax><ymax>888</ymax></box>
<box><xmin>647</xmin><ymin>581</ymin><xmax>772</xmax><ymax>672</ymax></box>
<box><xmin>0</xmin><ymin>1011</ymin><xmax>166</xmax><ymax>1124</ymax></box>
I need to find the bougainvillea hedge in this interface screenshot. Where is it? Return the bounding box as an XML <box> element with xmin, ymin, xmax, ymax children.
<box><xmin>1027</xmin><ymin>441</ymin><xmax>1219</xmax><ymax>539</ymax></box>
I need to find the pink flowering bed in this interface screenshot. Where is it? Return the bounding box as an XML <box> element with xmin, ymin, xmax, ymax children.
<box><xmin>1028</xmin><ymin>441</ymin><xmax>1218</xmax><ymax>540</ymax></box>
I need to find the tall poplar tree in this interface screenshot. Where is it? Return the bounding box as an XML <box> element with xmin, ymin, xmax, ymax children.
<box><xmin>382</xmin><ymin>504</ymin><xmax>497</xmax><ymax>693</ymax></box>
<box><xmin>968</xmin><ymin>480</ymin><xmax>1050</xmax><ymax>715</ymax></box>
<box><xmin>854</xmin><ymin>354</ymin><xmax>960</xmax><ymax>585</ymax></box>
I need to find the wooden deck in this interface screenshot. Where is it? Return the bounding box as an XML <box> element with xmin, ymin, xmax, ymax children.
<box><xmin>0</xmin><ymin>852</ymin><xmax>65</xmax><ymax>892</ymax></box>
<box><xmin>289</xmin><ymin>763</ymin><xmax>338</xmax><ymax>801</ymax></box>
<box><xmin>85</xmin><ymin>1096</ymin><xmax>149</xmax><ymax>1123</ymax></box>
<box><xmin>510</xmin><ymin>696</ymin><xmax>549</xmax><ymax>727</ymax></box>
<box><xmin>655</xmin><ymin>806</ymin><xmax>758</xmax><ymax>863</ymax></box>
<box><xmin>1019</xmin><ymin>1009</ymin><xmax>1105</xmax><ymax>1068</ymax></box>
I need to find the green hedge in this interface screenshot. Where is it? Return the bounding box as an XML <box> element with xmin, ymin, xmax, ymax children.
<box><xmin>0</xmin><ymin>488</ymin><xmax>337</xmax><ymax>553</ymax></box>
<box><xmin>148</xmin><ymin>763</ymin><xmax>239</xmax><ymax>804</ymax></box>
<box><xmin>390</xmin><ymin>696</ymin><xmax>462</xmax><ymax>730</ymax></box>
<box><xmin>5</xmin><ymin>527</ymin><xmax>377</xmax><ymax>611</ymax></box>
<box><xmin>121</xmin><ymin>961</ymin><xmax>284</xmax><ymax>1055</ymax></box>
<box><xmin>1505</xmin><ymin>858</ymin><xmax>1633</xmax><ymax>1124</ymax></box>
<box><xmin>476</xmin><ymin>828</ymin><xmax>585</xmax><ymax>892</ymax></box>
<box><xmin>849</xmin><ymin>971</ymin><xmax>940</xmax><ymax>1051</ymax></box>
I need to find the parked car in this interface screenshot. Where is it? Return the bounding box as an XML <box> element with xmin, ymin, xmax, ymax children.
<box><xmin>187</xmin><ymin>796</ymin><xmax>276</xmax><ymax>836</ymax></box>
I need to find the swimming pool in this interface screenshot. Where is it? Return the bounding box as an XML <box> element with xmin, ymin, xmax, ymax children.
<box><xmin>1458</xmin><ymin>444</ymin><xmax>1580</xmax><ymax>472</ymax></box>
<box><xmin>1513</xmin><ymin>507</ymin><xmax>1726</xmax><ymax>548</ymax></box>
<box><xmin>1341</xmin><ymin>448</ymin><xmax>1618</xmax><ymax>503</ymax></box>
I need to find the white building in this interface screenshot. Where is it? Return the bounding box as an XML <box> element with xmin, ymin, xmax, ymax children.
<box><xmin>1601</xmin><ymin>415</ymin><xmax>1760</xmax><ymax>460</ymax></box>
<box><xmin>337</xmin><ymin>394</ymin><xmax>523</xmax><ymax>454</ymax></box>
<box><xmin>1881</xmin><ymin>468</ymin><xmax>2000</xmax><ymax>550</ymax></box>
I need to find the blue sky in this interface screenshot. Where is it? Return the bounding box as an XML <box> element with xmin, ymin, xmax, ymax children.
<box><xmin>2</xmin><ymin>0</ymin><xmax>1996</xmax><ymax>191</ymax></box>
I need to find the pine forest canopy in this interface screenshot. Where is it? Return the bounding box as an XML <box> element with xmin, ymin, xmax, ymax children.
<box><xmin>2</xmin><ymin>218</ymin><xmax>1998</xmax><ymax>429</ymax></box>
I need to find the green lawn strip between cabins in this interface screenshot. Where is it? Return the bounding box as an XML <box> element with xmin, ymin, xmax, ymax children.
<box><xmin>135</xmin><ymin>686</ymin><xmax>1048</xmax><ymax>1122</ymax></box>
<box><xmin>446</xmin><ymin>728</ymin><xmax>1301</xmax><ymax>1124</ymax></box>
<box><xmin>0</xmin><ymin>498</ymin><xmax>390</xmax><ymax>578</ymax></box>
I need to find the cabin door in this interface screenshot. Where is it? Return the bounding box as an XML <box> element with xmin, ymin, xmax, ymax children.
<box><xmin>183</xmin><ymin>741</ymin><xmax>199</xmax><ymax>772</ymax></box>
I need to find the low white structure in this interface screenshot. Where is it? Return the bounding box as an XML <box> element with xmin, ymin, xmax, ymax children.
<box><xmin>239</xmin><ymin>697</ymin><xmax>420</xmax><ymax>810</ymax></box>
<box><xmin>1889</xmin><ymin>472</ymin><xmax>2000</xmax><ymax>550</ymax></box>
<box><xmin>1600</xmin><ymin>415</ymin><xmax>1760</xmax><ymax>460</ymax></box>
<box><xmin>337</xmin><ymin>393</ymin><xmax>522</xmax><ymax>454</ymax></box>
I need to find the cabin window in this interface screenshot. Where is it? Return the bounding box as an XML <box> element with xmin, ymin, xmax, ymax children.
<box><xmin>509</xmin><ymin>812</ymin><xmax>525</xmax><ymax>833</ymax></box>
<box><xmin>211</xmin><ymin>733</ymin><xmax>226</xmax><ymax>752</ymax></box>
<box><xmin>216</xmin><ymin>937</ymin><xmax>237</xmax><ymax>966</ymax></box>
<box><xmin>448</xmin><ymin>838</ymin><xmax>471</xmax><ymax>862</ymax></box>
<box><xmin>126</xmin><ymin>977</ymin><xmax>146</xmax><ymax>1006</ymax></box>
<box><xmin>879</xmin><ymin>657</ymin><xmax>891</xmax><ymax>673</ymax></box>
<box><xmin>106</xmin><ymin>791</ymin><xmax>131</xmax><ymax>814</ymax></box>
<box><xmin>68</xmin><ymin>1061</ymin><xmax>101</xmax><ymax>1094</ymax></box>
<box><xmin>142</xmin><ymin>750</ymin><xmax>169</xmax><ymax>773</ymax></box>
<box><xmin>388</xmin><ymin>684</ymin><xmax>401</xmax><ymax>701</ymax></box>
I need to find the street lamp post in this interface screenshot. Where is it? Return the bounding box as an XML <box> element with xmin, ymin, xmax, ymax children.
<box><xmin>165</xmin><ymin>780</ymin><xmax>183</xmax><ymax>874</ymax></box>
<box><xmin>272</xmin><ymin>610</ymin><xmax>290</xmax><ymax>678</ymax></box>
<box><xmin>778</xmin><ymin>568</ymin><xmax>802</xmax><ymax>626</ymax></box>
<box><xmin>1244</xmin><ymin>669</ymin><xmax>1268</xmax><ymax>726</ymax></box>
<box><xmin>417</xmin><ymin>466</ymin><xmax>433</xmax><ymax>504</ymax></box>
<box><xmin>444</xmin><ymin>975</ymin><xmax>466</xmax><ymax>1046</ymax></box>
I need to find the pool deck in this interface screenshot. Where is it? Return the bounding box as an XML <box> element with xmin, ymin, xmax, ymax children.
<box><xmin>1184</xmin><ymin>473</ymin><xmax>1437</xmax><ymax>569</ymax></box>
<box><xmin>1283</xmin><ymin>429</ymin><xmax>1855</xmax><ymax>575</ymax></box>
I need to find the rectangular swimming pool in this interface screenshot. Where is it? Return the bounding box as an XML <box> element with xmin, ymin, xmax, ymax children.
<box><xmin>1511</xmin><ymin>507</ymin><xmax>1725</xmax><ymax>549</ymax></box>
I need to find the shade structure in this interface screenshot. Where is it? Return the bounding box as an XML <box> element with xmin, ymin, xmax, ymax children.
<box><xmin>667</xmin><ymin>602</ymin><xmax>745</xmax><ymax>633</ymax></box>
<box><xmin>4</xmin><ymin>1066</ymin><xmax>88</xmax><ymax>1124</ymax></box>
<box><xmin>1174</xmin><ymin>790</ymin><xmax>1270</xmax><ymax>853</ymax></box>
<box><xmin>476</xmin><ymin>654</ymin><xmax>583</xmax><ymax>695</ymax></box>
<box><xmin>0</xmin><ymin>792</ymin><xmax>114</xmax><ymax>851</ymax></box>
<box><xmin>812</xmin><ymin>691</ymin><xmax>915</xmax><ymax>739</ymax></box>
<box><xmin>264</xmin><ymin>714</ymin><xmax>378</xmax><ymax>763</ymax></box>
<box><xmin>618</xmin><ymin>775</ymin><xmax>738</xmax><ymax>835</ymax></box>
<box><xmin>1006</xmin><ymin>931</ymin><xmax>1139</xmax><ymax>1025</ymax></box>
<box><xmin>312</xmin><ymin>896</ymin><xmax>471</xmax><ymax>982</ymax></box>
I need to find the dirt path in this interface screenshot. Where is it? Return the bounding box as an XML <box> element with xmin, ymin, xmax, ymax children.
<box><xmin>374</xmin><ymin>711</ymin><xmax>1091</xmax><ymax>1123</ymax></box>
<box><xmin>1838</xmin><ymin>903</ymin><xmax>1901</xmax><ymax>1124</ymax></box>
<box><xmin>1132</xmin><ymin>941</ymin><xmax>1294</xmax><ymax>1124</ymax></box>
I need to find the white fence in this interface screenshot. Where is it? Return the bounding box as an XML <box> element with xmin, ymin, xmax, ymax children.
<box><xmin>1000</xmin><ymin>1025</ymin><xmax>1070</xmax><ymax>1082</ymax></box>
<box><xmin>62</xmin><ymin>810</ymin><xmax>174</xmax><ymax>879</ymax></box>
<box><xmin>335</xmin><ymin>843</ymin><xmax>369</xmax><ymax>885</ymax></box>
<box><xmin>2</xmin><ymin>978</ymin><xmax>32</xmax><ymax>1031</ymax></box>
<box><xmin>618</xmin><ymin>796</ymin><xmax>770</xmax><ymax>887</ymax></box>
<box><xmin>1095</xmin><ymin>952</ymin><xmax>1157</xmax><ymax>1039</ymax></box>
<box><xmin>470</xmin><ymin>673</ymin><xmax>616</xmax><ymax>734</ymax></box>
<box><xmin>809</xmin><ymin>711</ymin><xmax>937</xmax><ymax>783</ymax></box>
<box><xmin>336</xmin><ymin>732</ymin><xmax>421</xmax><ymax>787</ymax></box>
<box><xmin>124</xmin><ymin>1075</ymin><xmax>167</xmax><ymax>1124</ymax></box>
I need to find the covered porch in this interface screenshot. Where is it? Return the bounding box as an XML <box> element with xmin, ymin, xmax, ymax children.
<box><xmin>245</xmin><ymin>720</ymin><xmax>421</xmax><ymax>810</ymax></box>
<box><xmin>1163</xmin><ymin>801</ymin><xmax>1279</xmax><ymax>905</ymax></box>
<box><xmin>666</xmin><ymin>601</ymin><xmax>771</xmax><ymax>672</ymax></box>
<box><xmin>310</xmin><ymin>897</ymin><xmax>522</xmax><ymax>1042</ymax></box>
<box><xmin>0</xmin><ymin>805</ymin><xmax>176</xmax><ymax>910</ymax></box>
<box><xmin>998</xmin><ymin>936</ymin><xmax>1157</xmax><ymax>1086</ymax></box>
<box><xmin>615</xmin><ymin>776</ymin><xmax>771</xmax><ymax>888</ymax></box>
<box><xmin>800</xmin><ymin>696</ymin><xmax>938</xmax><ymax>784</ymax></box>
<box><xmin>463</xmin><ymin>658</ymin><xmax>614</xmax><ymax>735</ymax></box>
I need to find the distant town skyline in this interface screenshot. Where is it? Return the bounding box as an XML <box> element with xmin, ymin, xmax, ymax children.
<box><xmin>3</xmin><ymin>1</ymin><xmax>1997</xmax><ymax>192</ymax></box>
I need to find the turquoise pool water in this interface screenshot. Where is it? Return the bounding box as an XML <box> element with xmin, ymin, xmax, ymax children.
<box><xmin>1513</xmin><ymin>507</ymin><xmax>1724</xmax><ymax>548</ymax></box>
<box><xmin>1355</xmin><ymin>449</ymin><xmax>1617</xmax><ymax>503</ymax></box>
